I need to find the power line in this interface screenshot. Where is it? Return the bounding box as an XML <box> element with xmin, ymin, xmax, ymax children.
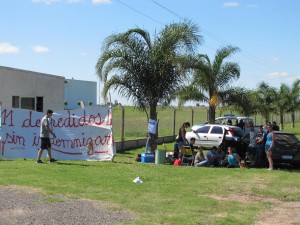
<box><xmin>114</xmin><ymin>0</ymin><xmax>278</xmax><ymax>74</ymax></box>
<box><xmin>114</xmin><ymin>0</ymin><xmax>163</xmax><ymax>25</ymax></box>
<box><xmin>149</xmin><ymin>0</ymin><xmax>276</xmax><ymax>73</ymax></box>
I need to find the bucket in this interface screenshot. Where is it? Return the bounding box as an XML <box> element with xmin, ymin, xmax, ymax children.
<box><xmin>155</xmin><ymin>149</ymin><xmax>166</xmax><ymax>165</ymax></box>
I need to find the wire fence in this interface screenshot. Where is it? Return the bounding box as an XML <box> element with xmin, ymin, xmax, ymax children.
<box><xmin>112</xmin><ymin>105</ymin><xmax>300</xmax><ymax>141</ymax></box>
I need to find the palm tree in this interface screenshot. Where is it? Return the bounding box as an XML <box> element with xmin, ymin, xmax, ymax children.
<box><xmin>221</xmin><ymin>87</ymin><xmax>258</xmax><ymax>117</ymax></box>
<box><xmin>254</xmin><ymin>82</ymin><xmax>277</xmax><ymax>124</ymax></box>
<box><xmin>178</xmin><ymin>45</ymin><xmax>240</xmax><ymax>123</ymax></box>
<box><xmin>96</xmin><ymin>20</ymin><xmax>202</xmax><ymax>149</ymax></box>
<box><xmin>282</xmin><ymin>79</ymin><xmax>300</xmax><ymax>128</ymax></box>
<box><xmin>273</xmin><ymin>84</ymin><xmax>290</xmax><ymax>130</ymax></box>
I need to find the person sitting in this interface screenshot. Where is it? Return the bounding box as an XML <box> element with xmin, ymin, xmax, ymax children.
<box><xmin>180</xmin><ymin>137</ymin><xmax>198</xmax><ymax>165</ymax></box>
<box><xmin>194</xmin><ymin>145</ymin><xmax>205</xmax><ymax>167</ymax></box>
<box><xmin>223</xmin><ymin>146</ymin><xmax>242</xmax><ymax>168</ymax></box>
<box><xmin>196</xmin><ymin>146</ymin><xmax>218</xmax><ymax>167</ymax></box>
<box><xmin>216</xmin><ymin>146</ymin><xmax>226</xmax><ymax>167</ymax></box>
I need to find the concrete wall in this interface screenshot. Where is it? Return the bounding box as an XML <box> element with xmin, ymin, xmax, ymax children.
<box><xmin>0</xmin><ymin>66</ymin><xmax>65</xmax><ymax>112</ymax></box>
<box><xmin>64</xmin><ymin>79</ymin><xmax>97</xmax><ymax>110</ymax></box>
<box><xmin>115</xmin><ymin>135</ymin><xmax>176</xmax><ymax>152</ymax></box>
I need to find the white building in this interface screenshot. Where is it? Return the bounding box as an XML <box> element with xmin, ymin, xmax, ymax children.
<box><xmin>0</xmin><ymin>66</ymin><xmax>97</xmax><ymax>112</ymax></box>
<box><xmin>64</xmin><ymin>79</ymin><xmax>97</xmax><ymax>110</ymax></box>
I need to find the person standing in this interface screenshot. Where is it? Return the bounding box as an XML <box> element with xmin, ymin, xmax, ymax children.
<box><xmin>255</xmin><ymin>125</ymin><xmax>266</xmax><ymax>167</ymax></box>
<box><xmin>176</xmin><ymin>122</ymin><xmax>190</xmax><ymax>158</ymax></box>
<box><xmin>265</xmin><ymin>125</ymin><xmax>274</xmax><ymax>170</ymax></box>
<box><xmin>36</xmin><ymin>109</ymin><xmax>57</xmax><ymax>163</ymax></box>
<box><xmin>245</xmin><ymin>124</ymin><xmax>258</xmax><ymax>166</ymax></box>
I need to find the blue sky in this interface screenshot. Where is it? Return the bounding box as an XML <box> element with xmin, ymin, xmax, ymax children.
<box><xmin>0</xmin><ymin>0</ymin><xmax>299</xmax><ymax>105</ymax></box>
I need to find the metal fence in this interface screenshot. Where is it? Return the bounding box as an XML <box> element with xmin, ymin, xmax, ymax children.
<box><xmin>112</xmin><ymin>105</ymin><xmax>300</xmax><ymax>142</ymax></box>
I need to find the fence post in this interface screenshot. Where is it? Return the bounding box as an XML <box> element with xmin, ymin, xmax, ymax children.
<box><xmin>190</xmin><ymin>106</ymin><xmax>194</xmax><ymax>126</ymax></box>
<box><xmin>171</xmin><ymin>106</ymin><xmax>176</xmax><ymax>140</ymax></box>
<box><xmin>119</xmin><ymin>104</ymin><xmax>125</xmax><ymax>151</ymax></box>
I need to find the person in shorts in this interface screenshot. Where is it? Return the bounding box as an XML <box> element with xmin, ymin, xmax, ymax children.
<box><xmin>176</xmin><ymin>122</ymin><xmax>190</xmax><ymax>159</ymax></box>
<box><xmin>36</xmin><ymin>109</ymin><xmax>57</xmax><ymax>163</ymax></box>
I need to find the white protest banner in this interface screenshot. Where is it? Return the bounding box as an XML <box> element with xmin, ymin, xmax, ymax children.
<box><xmin>0</xmin><ymin>106</ymin><xmax>116</xmax><ymax>161</ymax></box>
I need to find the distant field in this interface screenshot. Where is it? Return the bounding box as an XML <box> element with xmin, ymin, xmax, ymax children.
<box><xmin>112</xmin><ymin>106</ymin><xmax>300</xmax><ymax>141</ymax></box>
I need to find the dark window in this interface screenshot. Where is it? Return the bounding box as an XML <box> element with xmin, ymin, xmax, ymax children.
<box><xmin>36</xmin><ymin>97</ymin><xmax>43</xmax><ymax>112</ymax></box>
<box><xmin>12</xmin><ymin>96</ymin><xmax>20</xmax><ymax>108</ymax></box>
<box><xmin>195</xmin><ymin>126</ymin><xmax>210</xmax><ymax>134</ymax></box>
<box><xmin>21</xmin><ymin>97</ymin><xmax>35</xmax><ymax>110</ymax></box>
<box><xmin>211</xmin><ymin>126</ymin><xmax>223</xmax><ymax>134</ymax></box>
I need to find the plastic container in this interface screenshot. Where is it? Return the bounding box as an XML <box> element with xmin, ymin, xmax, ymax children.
<box><xmin>155</xmin><ymin>149</ymin><xmax>166</xmax><ymax>164</ymax></box>
<box><xmin>141</xmin><ymin>152</ymin><xmax>154</xmax><ymax>163</ymax></box>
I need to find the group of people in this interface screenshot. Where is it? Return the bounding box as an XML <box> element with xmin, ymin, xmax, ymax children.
<box><xmin>193</xmin><ymin>145</ymin><xmax>243</xmax><ymax>168</ymax></box>
<box><xmin>174</xmin><ymin>120</ymin><xmax>278</xmax><ymax>170</ymax></box>
<box><xmin>242</xmin><ymin>121</ymin><xmax>278</xmax><ymax>170</ymax></box>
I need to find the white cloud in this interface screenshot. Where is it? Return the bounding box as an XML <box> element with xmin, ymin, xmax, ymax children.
<box><xmin>32</xmin><ymin>0</ymin><xmax>61</xmax><ymax>4</ymax></box>
<box><xmin>223</xmin><ymin>2</ymin><xmax>239</xmax><ymax>7</ymax></box>
<box><xmin>267</xmin><ymin>71</ymin><xmax>289</xmax><ymax>79</ymax></box>
<box><xmin>0</xmin><ymin>42</ymin><xmax>20</xmax><ymax>54</ymax></box>
<box><xmin>92</xmin><ymin>0</ymin><xmax>112</xmax><ymax>4</ymax></box>
<box><xmin>262</xmin><ymin>72</ymin><xmax>300</xmax><ymax>88</ymax></box>
<box><xmin>32</xmin><ymin>45</ymin><xmax>50</xmax><ymax>53</ymax></box>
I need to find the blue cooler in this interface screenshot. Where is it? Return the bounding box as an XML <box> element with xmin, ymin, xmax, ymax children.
<box><xmin>141</xmin><ymin>152</ymin><xmax>154</xmax><ymax>163</ymax></box>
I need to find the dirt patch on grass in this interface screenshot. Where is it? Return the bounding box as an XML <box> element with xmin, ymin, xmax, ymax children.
<box><xmin>207</xmin><ymin>193</ymin><xmax>300</xmax><ymax>225</ymax></box>
<box><xmin>0</xmin><ymin>186</ymin><xmax>136</xmax><ymax>225</ymax></box>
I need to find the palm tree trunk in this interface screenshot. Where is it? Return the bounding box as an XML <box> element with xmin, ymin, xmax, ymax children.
<box><xmin>291</xmin><ymin>112</ymin><xmax>295</xmax><ymax>128</ymax></box>
<box><xmin>148</xmin><ymin>104</ymin><xmax>158</xmax><ymax>152</ymax></box>
<box><xmin>209</xmin><ymin>105</ymin><xmax>216</xmax><ymax>123</ymax></box>
<box><xmin>280</xmin><ymin>112</ymin><xmax>284</xmax><ymax>130</ymax></box>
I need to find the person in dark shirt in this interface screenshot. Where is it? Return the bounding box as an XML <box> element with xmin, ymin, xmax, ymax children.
<box><xmin>272</xmin><ymin>121</ymin><xmax>280</xmax><ymax>131</ymax></box>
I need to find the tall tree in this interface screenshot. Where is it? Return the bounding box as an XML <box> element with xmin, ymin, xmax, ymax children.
<box><xmin>178</xmin><ymin>45</ymin><xmax>240</xmax><ymax>123</ymax></box>
<box><xmin>273</xmin><ymin>84</ymin><xmax>291</xmax><ymax>130</ymax></box>
<box><xmin>96</xmin><ymin>20</ymin><xmax>202</xmax><ymax>149</ymax></box>
<box><xmin>280</xmin><ymin>79</ymin><xmax>300</xmax><ymax>129</ymax></box>
<box><xmin>254</xmin><ymin>82</ymin><xmax>277</xmax><ymax>124</ymax></box>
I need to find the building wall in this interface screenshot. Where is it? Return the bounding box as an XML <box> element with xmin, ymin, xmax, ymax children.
<box><xmin>64</xmin><ymin>79</ymin><xmax>97</xmax><ymax>110</ymax></box>
<box><xmin>0</xmin><ymin>66</ymin><xmax>65</xmax><ymax>112</ymax></box>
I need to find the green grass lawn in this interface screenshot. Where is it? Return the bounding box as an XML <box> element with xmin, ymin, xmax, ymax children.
<box><xmin>1</xmin><ymin>150</ymin><xmax>299</xmax><ymax>224</ymax></box>
<box><xmin>1</xmin><ymin>122</ymin><xmax>300</xmax><ymax>224</ymax></box>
